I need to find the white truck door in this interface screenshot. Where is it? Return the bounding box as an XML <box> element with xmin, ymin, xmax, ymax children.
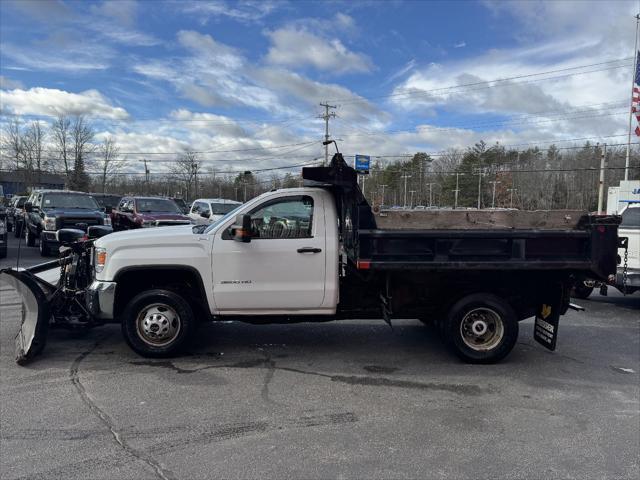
<box><xmin>211</xmin><ymin>193</ymin><xmax>326</xmax><ymax>312</ymax></box>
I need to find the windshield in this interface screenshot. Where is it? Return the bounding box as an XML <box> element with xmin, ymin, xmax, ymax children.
<box><xmin>211</xmin><ymin>203</ymin><xmax>240</xmax><ymax>215</ymax></box>
<box><xmin>620</xmin><ymin>206</ymin><xmax>640</xmax><ymax>228</ymax></box>
<box><xmin>16</xmin><ymin>197</ymin><xmax>26</xmax><ymax>207</ymax></box>
<box><xmin>204</xmin><ymin>203</ymin><xmax>245</xmax><ymax>234</ymax></box>
<box><xmin>136</xmin><ymin>198</ymin><xmax>181</xmax><ymax>213</ymax></box>
<box><xmin>42</xmin><ymin>193</ymin><xmax>99</xmax><ymax>209</ymax></box>
<box><xmin>94</xmin><ymin>195</ymin><xmax>121</xmax><ymax>208</ymax></box>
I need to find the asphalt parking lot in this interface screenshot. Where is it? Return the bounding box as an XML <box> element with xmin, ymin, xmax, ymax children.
<box><xmin>1</xmin><ymin>235</ymin><xmax>639</xmax><ymax>479</ymax></box>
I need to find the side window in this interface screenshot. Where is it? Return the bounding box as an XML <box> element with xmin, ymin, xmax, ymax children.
<box><xmin>248</xmin><ymin>195</ymin><xmax>314</xmax><ymax>239</ymax></box>
<box><xmin>191</xmin><ymin>202</ymin><xmax>200</xmax><ymax>214</ymax></box>
<box><xmin>118</xmin><ymin>199</ymin><xmax>127</xmax><ymax>210</ymax></box>
<box><xmin>202</xmin><ymin>202</ymin><xmax>211</xmax><ymax>216</ymax></box>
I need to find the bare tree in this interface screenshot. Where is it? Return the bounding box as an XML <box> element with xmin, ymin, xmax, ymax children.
<box><xmin>69</xmin><ymin>115</ymin><xmax>94</xmax><ymax>191</ymax></box>
<box><xmin>95</xmin><ymin>136</ymin><xmax>126</xmax><ymax>193</ymax></box>
<box><xmin>23</xmin><ymin>121</ymin><xmax>46</xmax><ymax>182</ymax></box>
<box><xmin>170</xmin><ymin>151</ymin><xmax>201</xmax><ymax>200</ymax></box>
<box><xmin>1</xmin><ymin>118</ymin><xmax>26</xmax><ymax>171</ymax></box>
<box><xmin>50</xmin><ymin>115</ymin><xmax>72</xmax><ymax>177</ymax></box>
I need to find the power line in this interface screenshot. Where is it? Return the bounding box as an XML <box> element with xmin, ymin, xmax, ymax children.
<box><xmin>330</xmin><ymin>57</ymin><xmax>633</xmax><ymax>104</ymax></box>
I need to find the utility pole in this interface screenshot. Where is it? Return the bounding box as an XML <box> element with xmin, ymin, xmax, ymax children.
<box><xmin>426</xmin><ymin>182</ymin><xmax>435</xmax><ymax>207</ymax></box>
<box><xmin>319</xmin><ymin>102</ymin><xmax>337</xmax><ymax>166</ymax></box>
<box><xmin>380</xmin><ymin>184</ymin><xmax>387</xmax><ymax>207</ymax></box>
<box><xmin>597</xmin><ymin>144</ymin><xmax>608</xmax><ymax>214</ymax></box>
<box><xmin>475</xmin><ymin>167</ymin><xmax>484</xmax><ymax>209</ymax></box>
<box><xmin>453</xmin><ymin>173</ymin><xmax>464</xmax><ymax>209</ymax></box>
<box><xmin>192</xmin><ymin>162</ymin><xmax>199</xmax><ymax>199</ymax></box>
<box><xmin>401</xmin><ymin>173</ymin><xmax>411</xmax><ymax>208</ymax></box>
<box><xmin>409</xmin><ymin>190</ymin><xmax>416</xmax><ymax>209</ymax></box>
<box><xmin>625</xmin><ymin>14</ymin><xmax>640</xmax><ymax>181</ymax></box>
<box><xmin>507</xmin><ymin>188</ymin><xmax>517</xmax><ymax>208</ymax></box>
<box><xmin>140</xmin><ymin>158</ymin><xmax>150</xmax><ymax>195</ymax></box>
<box><xmin>489</xmin><ymin>180</ymin><xmax>501</xmax><ymax>208</ymax></box>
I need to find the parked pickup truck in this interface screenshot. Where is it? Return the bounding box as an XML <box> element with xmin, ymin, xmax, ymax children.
<box><xmin>0</xmin><ymin>154</ymin><xmax>623</xmax><ymax>364</ymax></box>
<box><xmin>112</xmin><ymin>196</ymin><xmax>191</xmax><ymax>230</ymax></box>
<box><xmin>23</xmin><ymin>190</ymin><xmax>112</xmax><ymax>256</ymax></box>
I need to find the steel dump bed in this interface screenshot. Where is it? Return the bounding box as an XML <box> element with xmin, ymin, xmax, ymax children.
<box><xmin>303</xmin><ymin>155</ymin><xmax>620</xmax><ymax>281</ymax></box>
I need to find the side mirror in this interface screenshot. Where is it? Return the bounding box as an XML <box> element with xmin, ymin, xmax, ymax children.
<box><xmin>24</xmin><ymin>202</ymin><xmax>33</xmax><ymax>213</ymax></box>
<box><xmin>201</xmin><ymin>211</ymin><xmax>210</xmax><ymax>219</ymax></box>
<box><xmin>231</xmin><ymin>214</ymin><xmax>252</xmax><ymax>243</ymax></box>
<box><xmin>87</xmin><ymin>225</ymin><xmax>113</xmax><ymax>239</ymax></box>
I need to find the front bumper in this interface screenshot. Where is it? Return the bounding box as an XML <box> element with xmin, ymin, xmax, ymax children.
<box><xmin>86</xmin><ymin>280</ymin><xmax>117</xmax><ymax>320</ymax></box>
<box><xmin>615</xmin><ymin>267</ymin><xmax>640</xmax><ymax>288</ymax></box>
<box><xmin>41</xmin><ymin>230</ymin><xmax>60</xmax><ymax>245</ymax></box>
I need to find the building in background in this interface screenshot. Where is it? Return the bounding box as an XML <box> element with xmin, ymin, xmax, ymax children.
<box><xmin>0</xmin><ymin>170</ymin><xmax>66</xmax><ymax>196</ymax></box>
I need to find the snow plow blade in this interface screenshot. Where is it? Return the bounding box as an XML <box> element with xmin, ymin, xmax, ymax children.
<box><xmin>0</xmin><ymin>269</ymin><xmax>52</xmax><ymax>365</ymax></box>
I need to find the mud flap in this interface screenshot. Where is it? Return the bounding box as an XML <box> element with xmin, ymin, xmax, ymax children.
<box><xmin>0</xmin><ymin>269</ymin><xmax>51</xmax><ymax>364</ymax></box>
<box><xmin>534</xmin><ymin>284</ymin><xmax>567</xmax><ymax>351</ymax></box>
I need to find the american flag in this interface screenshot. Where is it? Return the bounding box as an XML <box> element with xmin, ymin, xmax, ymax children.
<box><xmin>633</xmin><ymin>51</ymin><xmax>640</xmax><ymax>136</ymax></box>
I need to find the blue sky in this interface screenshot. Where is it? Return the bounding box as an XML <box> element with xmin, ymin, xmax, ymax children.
<box><xmin>0</xmin><ymin>0</ymin><xmax>637</xmax><ymax>173</ymax></box>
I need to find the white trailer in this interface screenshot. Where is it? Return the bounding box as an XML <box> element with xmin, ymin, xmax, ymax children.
<box><xmin>606</xmin><ymin>180</ymin><xmax>640</xmax><ymax>214</ymax></box>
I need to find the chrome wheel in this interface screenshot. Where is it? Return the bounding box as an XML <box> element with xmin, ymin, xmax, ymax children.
<box><xmin>459</xmin><ymin>307</ymin><xmax>504</xmax><ymax>351</ymax></box>
<box><xmin>136</xmin><ymin>303</ymin><xmax>181</xmax><ymax>347</ymax></box>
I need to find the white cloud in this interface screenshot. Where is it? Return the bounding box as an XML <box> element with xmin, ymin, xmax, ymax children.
<box><xmin>453</xmin><ymin>41</ymin><xmax>466</xmax><ymax>48</ymax></box>
<box><xmin>180</xmin><ymin>0</ymin><xmax>277</xmax><ymax>24</ymax></box>
<box><xmin>0</xmin><ymin>87</ymin><xmax>129</xmax><ymax>120</ymax></box>
<box><xmin>169</xmin><ymin>109</ymin><xmax>249</xmax><ymax>137</ymax></box>
<box><xmin>0</xmin><ymin>75</ymin><xmax>24</xmax><ymax>90</ymax></box>
<box><xmin>265</xmin><ymin>27</ymin><xmax>372</xmax><ymax>74</ymax></box>
<box><xmin>1</xmin><ymin>42</ymin><xmax>113</xmax><ymax>71</ymax></box>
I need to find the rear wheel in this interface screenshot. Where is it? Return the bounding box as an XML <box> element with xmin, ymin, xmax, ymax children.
<box><xmin>121</xmin><ymin>289</ymin><xmax>196</xmax><ymax>358</ymax></box>
<box><xmin>25</xmin><ymin>227</ymin><xmax>35</xmax><ymax>247</ymax></box>
<box><xmin>444</xmin><ymin>293</ymin><xmax>518</xmax><ymax>364</ymax></box>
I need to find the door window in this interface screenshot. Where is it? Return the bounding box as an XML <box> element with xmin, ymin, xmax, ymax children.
<box><xmin>248</xmin><ymin>196</ymin><xmax>314</xmax><ymax>239</ymax></box>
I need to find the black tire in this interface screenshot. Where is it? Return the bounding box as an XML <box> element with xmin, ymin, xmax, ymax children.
<box><xmin>25</xmin><ymin>227</ymin><xmax>35</xmax><ymax>247</ymax></box>
<box><xmin>571</xmin><ymin>282</ymin><xmax>594</xmax><ymax>299</ymax></box>
<box><xmin>0</xmin><ymin>247</ymin><xmax>6</xmax><ymax>259</ymax></box>
<box><xmin>121</xmin><ymin>289</ymin><xmax>196</xmax><ymax>358</ymax></box>
<box><xmin>6</xmin><ymin>222</ymin><xmax>13</xmax><ymax>233</ymax></box>
<box><xmin>39</xmin><ymin>238</ymin><xmax>51</xmax><ymax>257</ymax></box>
<box><xmin>14</xmin><ymin>221</ymin><xmax>23</xmax><ymax>238</ymax></box>
<box><xmin>444</xmin><ymin>293</ymin><xmax>518</xmax><ymax>364</ymax></box>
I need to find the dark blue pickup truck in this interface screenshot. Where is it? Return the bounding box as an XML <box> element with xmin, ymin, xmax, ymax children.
<box><xmin>23</xmin><ymin>190</ymin><xmax>112</xmax><ymax>256</ymax></box>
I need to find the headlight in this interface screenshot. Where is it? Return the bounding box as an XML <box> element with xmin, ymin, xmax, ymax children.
<box><xmin>103</xmin><ymin>216</ymin><xmax>112</xmax><ymax>226</ymax></box>
<box><xmin>95</xmin><ymin>247</ymin><xmax>107</xmax><ymax>273</ymax></box>
<box><xmin>43</xmin><ymin>216</ymin><xmax>57</xmax><ymax>231</ymax></box>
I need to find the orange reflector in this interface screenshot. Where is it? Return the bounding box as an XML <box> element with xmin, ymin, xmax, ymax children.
<box><xmin>357</xmin><ymin>260</ymin><xmax>371</xmax><ymax>270</ymax></box>
<box><xmin>96</xmin><ymin>250</ymin><xmax>107</xmax><ymax>265</ymax></box>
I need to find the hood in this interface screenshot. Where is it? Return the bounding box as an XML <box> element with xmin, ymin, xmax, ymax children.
<box><xmin>136</xmin><ymin>212</ymin><xmax>190</xmax><ymax>221</ymax></box>
<box><xmin>96</xmin><ymin>225</ymin><xmax>196</xmax><ymax>249</ymax></box>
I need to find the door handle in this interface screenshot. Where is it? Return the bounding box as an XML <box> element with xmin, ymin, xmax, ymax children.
<box><xmin>297</xmin><ymin>247</ymin><xmax>322</xmax><ymax>254</ymax></box>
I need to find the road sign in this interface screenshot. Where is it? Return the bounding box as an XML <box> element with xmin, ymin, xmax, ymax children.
<box><xmin>355</xmin><ymin>154</ymin><xmax>370</xmax><ymax>174</ymax></box>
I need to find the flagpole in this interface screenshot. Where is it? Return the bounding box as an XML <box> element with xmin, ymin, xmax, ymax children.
<box><xmin>625</xmin><ymin>13</ymin><xmax>640</xmax><ymax>181</ymax></box>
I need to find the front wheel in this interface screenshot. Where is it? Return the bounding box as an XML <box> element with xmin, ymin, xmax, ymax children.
<box><xmin>39</xmin><ymin>238</ymin><xmax>51</xmax><ymax>256</ymax></box>
<box><xmin>444</xmin><ymin>293</ymin><xmax>518</xmax><ymax>364</ymax></box>
<box><xmin>121</xmin><ymin>289</ymin><xmax>196</xmax><ymax>358</ymax></box>
<box><xmin>25</xmin><ymin>227</ymin><xmax>35</xmax><ymax>247</ymax></box>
